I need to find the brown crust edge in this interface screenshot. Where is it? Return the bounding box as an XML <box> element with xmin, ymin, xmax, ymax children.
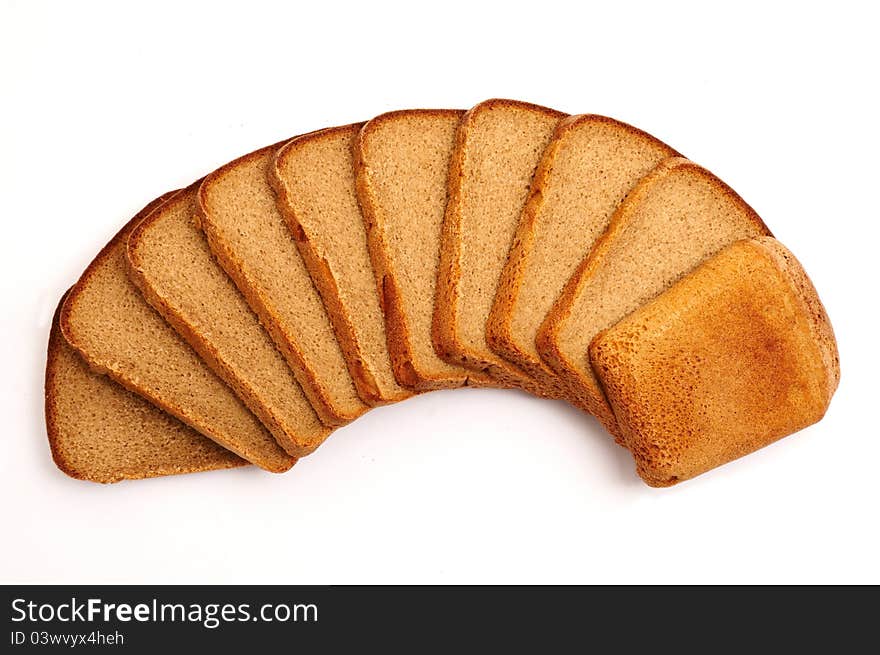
<box><xmin>197</xmin><ymin>140</ymin><xmax>368</xmax><ymax>426</ymax></box>
<box><xmin>432</xmin><ymin>99</ymin><xmax>566</xmax><ymax>397</ymax></box>
<box><xmin>269</xmin><ymin>124</ymin><xmax>412</xmax><ymax>405</ymax></box>
<box><xmin>355</xmin><ymin>109</ymin><xmax>487</xmax><ymax>391</ymax></box>
<box><xmin>126</xmin><ymin>183</ymin><xmax>326</xmax><ymax>459</ymax></box>
<box><xmin>488</xmin><ymin>114</ymin><xmax>681</xmax><ymax>400</ymax></box>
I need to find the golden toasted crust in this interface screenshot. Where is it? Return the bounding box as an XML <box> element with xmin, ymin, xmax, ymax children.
<box><xmin>197</xmin><ymin>139</ymin><xmax>368</xmax><ymax>426</ymax></box>
<box><xmin>126</xmin><ymin>183</ymin><xmax>330</xmax><ymax>458</ymax></box>
<box><xmin>487</xmin><ymin>114</ymin><xmax>679</xmax><ymax>399</ymax></box>
<box><xmin>433</xmin><ymin>99</ymin><xmax>567</xmax><ymax>398</ymax></box>
<box><xmin>59</xmin><ymin>194</ymin><xmax>292</xmax><ymax>472</ymax></box>
<box><xmin>47</xmin><ymin>291</ymin><xmax>246</xmax><ymax>483</ymax></box>
<box><xmin>589</xmin><ymin>238</ymin><xmax>838</xmax><ymax>486</ymax></box>
<box><xmin>537</xmin><ymin>157</ymin><xmax>772</xmax><ymax>434</ymax></box>
<box><xmin>750</xmin><ymin>237</ymin><xmax>840</xmax><ymax>402</ymax></box>
<box><xmin>270</xmin><ymin>125</ymin><xmax>414</xmax><ymax>405</ymax></box>
<box><xmin>355</xmin><ymin>109</ymin><xmax>495</xmax><ymax>391</ymax></box>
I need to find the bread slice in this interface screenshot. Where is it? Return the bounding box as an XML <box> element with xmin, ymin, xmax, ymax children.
<box><xmin>60</xmin><ymin>195</ymin><xmax>294</xmax><ymax>472</ymax></box>
<box><xmin>488</xmin><ymin>115</ymin><xmax>678</xmax><ymax>396</ymax></box>
<box><xmin>126</xmin><ymin>183</ymin><xmax>330</xmax><ymax>457</ymax></box>
<box><xmin>198</xmin><ymin>142</ymin><xmax>368</xmax><ymax>426</ymax></box>
<box><xmin>537</xmin><ymin>158</ymin><xmax>772</xmax><ymax>431</ymax></box>
<box><xmin>434</xmin><ymin>99</ymin><xmax>566</xmax><ymax>395</ymax></box>
<box><xmin>590</xmin><ymin>237</ymin><xmax>839</xmax><ymax>486</ymax></box>
<box><xmin>355</xmin><ymin>109</ymin><xmax>494</xmax><ymax>390</ymax></box>
<box><xmin>47</xmin><ymin>291</ymin><xmax>245</xmax><ymax>483</ymax></box>
<box><xmin>271</xmin><ymin>124</ymin><xmax>413</xmax><ymax>405</ymax></box>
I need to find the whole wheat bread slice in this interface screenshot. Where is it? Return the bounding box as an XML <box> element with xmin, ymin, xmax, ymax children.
<box><xmin>47</xmin><ymin>291</ymin><xmax>245</xmax><ymax>483</ymax></box>
<box><xmin>487</xmin><ymin>115</ymin><xmax>678</xmax><ymax>396</ymax></box>
<box><xmin>538</xmin><ymin>158</ymin><xmax>772</xmax><ymax>432</ymax></box>
<box><xmin>355</xmin><ymin>109</ymin><xmax>493</xmax><ymax>390</ymax></box>
<box><xmin>60</xmin><ymin>194</ymin><xmax>294</xmax><ymax>472</ymax></box>
<box><xmin>590</xmin><ymin>237</ymin><xmax>839</xmax><ymax>486</ymax></box>
<box><xmin>198</xmin><ymin>142</ymin><xmax>368</xmax><ymax>426</ymax></box>
<box><xmin>434</xmin><ymin>99</ymin><xmax>566</xmax><ymax>395</ymax></box>
<box><xmin>270</xmin><ymin>124</ymin><xmax>413</xmax><ymax>405</ymax></box>
<box><xmin>126</xmin><ymin>184</ymin><xmax>330</xmax><ymax>457</ymax></box>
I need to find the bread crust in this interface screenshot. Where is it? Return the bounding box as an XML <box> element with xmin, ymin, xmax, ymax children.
<box><xmin>270</xmin><ymin>124</ymin><xmax>413</xmax><ymax>405</ymax></box>
<box><xmin>47</xmin><ymin>291</ymin><xmax>246</xmax><ymax>483</ymax></box>
<box><xmin>433</xmin><ymin>99</ymin><xmax>567</xmax><ymax>398</ymax></box>
<box><xmin>536</xmin><ymin>157</ymin><xmax>772</xmax><ymax>434</ymax></box>
<box><xmin>59</xmin><ymin>194</ymin><xmax>294</xmax><ymax>473</ymax></box>
<box><xmin>126</xmin><ymin>183</ymin><xmax>330</xmax><ymax>458</ymax></box>
<box><xmin>355</xmin><ymin>109</ymin><xmax>496</xmax><ymax>391</ymax></box>
<box><xmin>487</xmin><ymin>114</ymin><xmax>680</xmax><ymax>400</ymax></box>
<box><xmin>589</xmin><ymin>237</ymin><xmax>837</xmax><ymax>486</ymax></box>
<box><xmin>197</xmin><ymin>140</ymin><xmax>368</xmax><ymax>426</ymax></box>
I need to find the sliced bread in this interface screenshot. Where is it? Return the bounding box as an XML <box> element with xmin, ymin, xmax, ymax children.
<box><xmin>355</xmin><ymin>109</ymin><xmax>492</xmax><ymax>390</ymax></box>
<box><xmin>434</xmin><ymin>99</ymin><xmax>566</xmax><ymax>395</ymax></box>
<box><xmin>487</xmin><ymin>115</ymin><xmax>678</xmax><ymax>395</ymax></box>
<box><xmin>537</xmin><ymin>158</ymin><xmax>772</xmax><ymax>431</ymax></box>
<box><xmin>60</xmin><ymin>195</ymin><xmax>295</xmax><ymax>472</ymax></box>
<box><xmin>47</xmin><ymin>291</ymin><xmax>245</xmax><ymax>483</ymax></box>
<box><xmin>198</xmin><ymin>142</ymin><xmax>368</xmax><ymax>426</ymax></box>
<box><xmin>270</xmin><ymin>124</ymin><xmax>413</xmax><ymax>405</ymax></box>
<box><xmin>126</xmin><ymin>184</ymin><xmax>330</xmax><ymax>457</ymax></box>
<box><xmin>590</xmin><ymin>237</ymin><xmax>839</xmax><ymax>486</ymax></box>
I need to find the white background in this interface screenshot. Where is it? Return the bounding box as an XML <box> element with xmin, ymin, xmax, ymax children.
<box><xmin>2</xmin><ymin>0</ymin><xmax>878</xmax><ymax>584</ymax></box>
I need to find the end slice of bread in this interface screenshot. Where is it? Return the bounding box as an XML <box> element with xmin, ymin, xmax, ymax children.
<box><xmin>488</xmin><ymin>115</ymin><xmax>678</xmax><ymax>396</ymax></box>
<box><xmin>590</xmin><ymin>237</ymin><xmax>839</xmax><ymax>486</ymax></box>
<box><xmin>355</xmin><ymin>109</ymin><xmax>495</xmax><ymax>390</ymax></box>
<box><xmin>47</xmin><ymin>291</ymin><xmax>246</xmax><ymax>483</ymax></box>
<box><xmin>198</xmin><ymin>142</ymin><xmax>369</xmax><ymax>426</ymax></box>
<box><xmin>126</xmin><ymin>184</ymin><xmax>331</xmax><ymax>457</ymax></box>
<box><xmin>434</xmin><ymin>98</ymin><xmax>566</xmax><ymax>396</ymax></box>
<box><xmin>60</xmin><ymin>194</ymin><xmax>295</xmax><ymax>472</ymax></box>
<box><xmin>537</xmin><ymin>158</ymin><xmax>772</xmax><ymax>432</ymax></box>
<box><xmin>270</xmin><ymin>124</ymin><xmax>413</xmax><ymax>405</ymax></box>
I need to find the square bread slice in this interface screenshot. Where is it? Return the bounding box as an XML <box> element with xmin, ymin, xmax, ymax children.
<box><xmin>47</xmin><ymin>291</ymin><xmax>246</xmax><ymax>483</ymax></box>
<box><xmin>60</xmin><ymin>194</ymin><xmax>294</xmax><ymax>472</ymax></box>
<box><xmin>434</xmin><ymin>99</ymin><xmax>566</xmax><ymax>395</ymax></box>
<box><xmin>487</xmin><ymin>115</ymin><xmax>678</xmax><ymax>396</ymax></box>
<box><xmin>270</xmin><ymin>124</ymin><xmax>413</xmax><ymax>406</ymax></box>
<box><xmin>355</xmin><ymin>109</ymin><xmax>494</xmax><ymax>390</ymax></box>
<box><xmin>126</xmin><ymin>183</ymin><xmax>330</xmax><ymax>457</ymax></box>
<box><xmin>537</xmin><ymin>158</ymin><xmax>772</xmax><ymax>433</ymax></box>
<box><xmin>590</xmin><ymin>237</ymin><xmax>840</xmax><ymax>486</ymax></box>
<box><xmin>198</xmin><ymin>142</ymin><xmax>368</xmax><ymax>426</ymax></box>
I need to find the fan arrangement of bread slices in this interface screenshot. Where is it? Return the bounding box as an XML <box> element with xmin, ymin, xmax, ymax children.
<box><xmin>45</xmin><ymin>99</ymin><xmax>839</xmax><ymax>487</ymax></box>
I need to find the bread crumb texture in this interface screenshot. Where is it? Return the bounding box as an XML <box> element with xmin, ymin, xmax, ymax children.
<box><xmin>47</xmin><ymin>292</ymin><xmax>245</xmax><ymax>483</ymax></box>
<box><xmin>488</xmin><ymin>114</ymin><xmax>677</xmax><ymax>396</ymax></box>
<box><xmin>272</xmin><ymin>125</ymin><xmax>412</xmax><ymax>405</ymax></box>
<box><xmin>435</xmin><ymin>99</ymin><xmax>565</xmax><ymax>396</ymax></box>
<box><xmin>60</xmin><ymin>194</ymin><xmax>295</xmax><ymax>472</ymax></box>
<box><xmin>356</xmin><ymin>109</ymin><xmax>486</xmax><ymax>390</ymax></box>
<box><xmin>199</xmin><ymin>144</ymin><xmax>368</xmax><ymax>425</ymax></box>
<box><xmin>126</xmin><ymin>185</ymin><xmax>329</xmax><ymax>457</ymax></box>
